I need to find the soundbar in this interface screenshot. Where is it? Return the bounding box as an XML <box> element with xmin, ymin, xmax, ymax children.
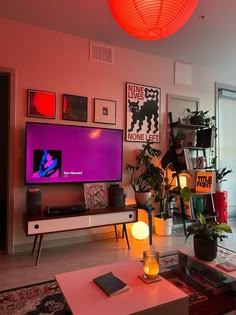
<box><xmin>44</xmin><ymin>204</ymin><xmax>87</xmax><ymax>216</ymax></box>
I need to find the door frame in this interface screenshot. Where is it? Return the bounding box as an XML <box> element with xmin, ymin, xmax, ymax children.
<box><xmin>0</xmin><ymin>67</ymin><xmax>16</xmax><ymax>254</ymax></box>
<box><xmin>215</xmin><ymin>82</ymin><xmax>236</xmax><ymax>169</ymax></box>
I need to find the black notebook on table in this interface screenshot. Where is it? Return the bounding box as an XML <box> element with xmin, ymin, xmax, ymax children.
<box><xmin>93</xmin><ymin>272</ymin><xmax>129</xmax><ymax>297</ymax></box>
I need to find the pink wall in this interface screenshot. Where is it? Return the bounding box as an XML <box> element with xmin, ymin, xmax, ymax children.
<box><xmin>0</xmin><ymin>18</ymin><xmax>235</xmax><ymax>250</ymax></box>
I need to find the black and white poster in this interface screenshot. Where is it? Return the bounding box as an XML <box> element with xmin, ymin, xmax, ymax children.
<box><xmin>126</xmin><ymin>82</ymin><xmax>161</xmax><ymax>142</ymax></box>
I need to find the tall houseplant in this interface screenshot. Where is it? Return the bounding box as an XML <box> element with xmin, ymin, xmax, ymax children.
<box><xmin>126</xmin><ymin>140</ymin><xmax>163</xmax><ymax>208</ymax></box>
<box><xmin>154</xmin><ymin>165</ymin><xmax>191</xmax><ymax>220</ymax></box>
<box><xmin>216</xmin><ymin>167</ymin><xmax>232</xmax><ymax>183</ymax></box>
<box><xmin>153</xmin><ymin>164</ymin><xmax>191</xmax><ymax>236</ymax></box>
<box><xmin>185</xmin><ymin>213</ymin><xmax>232</xmax><ymax>261</ymax></box>
<box><xmin>215</xmin><ymin>167</ymin><xmax>232</xmax><ymax>191</ymax></box>
<box><xmin>154</xmin><ymin>163</ymin><xmax>191</xmax><ymax>235</ymax></box>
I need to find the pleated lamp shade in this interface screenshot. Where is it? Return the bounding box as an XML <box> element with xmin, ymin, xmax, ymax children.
<box><xmin>108</xmin><ymin>0</ymin><xmax>198</xmax><ymax>40</ymax></box>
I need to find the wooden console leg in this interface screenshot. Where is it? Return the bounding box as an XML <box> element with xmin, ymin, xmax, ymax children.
<box><xmin>123</xmin><ymin>224</ymin><xmax>130</xmax><ymax>250</ymax></box>
<box><xmin>32</xmin><ymin>235</ymin><xmax>38</xmax><ymax>255</ymax></box>
<box><xmin>114</xmin><ymin>225</ymin><xmax>118</xmax><ymax>241</ymax></box>
<box><xmin>35</xmin><ymin>234</ymin><xmax>44</xmax><ymax>266</ymax></box>
<box><xmin>146</xmin><ymin>207</ymin><xmax>153</xmax><ymax>245</ymax></box>
<box><xmin>122</xmin><ymin>225</ymin><xmax>125</xmax><ymax>238</ymax></box>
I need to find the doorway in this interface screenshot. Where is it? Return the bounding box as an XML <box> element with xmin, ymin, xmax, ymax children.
<box><xmin>0</xmin><ymin>73</ymin><xmax>9</xmax><ymax>251</ymax></box>
<box><xmin>216</xmin><ymin>83</ymin><xmax>236</xmax><ymax>219</ymax></box>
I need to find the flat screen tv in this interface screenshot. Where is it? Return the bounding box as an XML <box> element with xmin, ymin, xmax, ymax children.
<box><xmin>25</xmin><ymin>122</ymin><xmax>123</xmax><ymax>184</ymax></box>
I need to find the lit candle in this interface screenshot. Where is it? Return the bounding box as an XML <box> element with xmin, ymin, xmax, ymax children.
<box><xmin>143</xmin><ymin>251</ymin><xmax>159</xmax><ymax>279</ymax></box>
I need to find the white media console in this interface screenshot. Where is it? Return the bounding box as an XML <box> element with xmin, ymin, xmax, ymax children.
<box><xmin>23</xmin><ymin>206</ymin><xmax>138</xmax><ymax>265</ymax></box>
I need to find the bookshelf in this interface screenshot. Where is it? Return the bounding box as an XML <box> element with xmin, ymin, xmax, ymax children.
<box><xmin>168</xmin><ymin>112</ymin><xmax>217</xmax><ymax>234</ymax></box>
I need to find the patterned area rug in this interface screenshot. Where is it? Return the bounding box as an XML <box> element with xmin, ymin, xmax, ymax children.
<box><xmin>0</xmin><ymin>280</ymin><xmax>70</xmax><ymax>315</ymax></box>
<box><xmin>0</xmin><ymin>249</ymin><xmax>235</xmax><ymax>315</ymax></box>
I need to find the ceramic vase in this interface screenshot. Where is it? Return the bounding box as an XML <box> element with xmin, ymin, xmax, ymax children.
<box><xmin>216</xmin><ymin>182</ymin><xmax>223</xmax><ymax>192</ymax></box>
<box><xmin>154</xmin><ymin>217</ymin><xmax>173</xmax><ymax>236</ymax></box>
<box><xmin>194</xmin><ymin>235</ymin><xmax>217</xmax><ymax>261</ymax></box>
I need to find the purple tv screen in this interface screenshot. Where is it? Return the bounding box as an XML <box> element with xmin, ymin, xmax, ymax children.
<box><xmin>25</xmin><ymin>122</ymin><xmax>123</xmax><ymax>184</ymax></box>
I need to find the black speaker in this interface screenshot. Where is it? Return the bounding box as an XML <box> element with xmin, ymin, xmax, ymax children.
<box><xmin>27</xmin><ymin>188</ymin><xmax>42</xmax><ymax>215</ymax></box>
<box><xmin>109</xmin><ymin>187</ymin><xmax>124</xmax><ymax>207</ymax></box>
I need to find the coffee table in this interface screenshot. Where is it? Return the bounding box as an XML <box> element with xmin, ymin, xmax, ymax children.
<box><xmin>160</xmin><ymin>249</ymin><xmax>236</xmax><ymax>315</ymax></box>
<box><xmin>55</xmin><ymin>259</ymin><xmax>188</xmax><ymax>315</ymax></box>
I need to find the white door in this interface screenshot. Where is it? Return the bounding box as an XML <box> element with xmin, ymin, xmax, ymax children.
<box><xmin>218</xmin><ymin>92</ymin><xmax>236</xmax><ymax>218</ymax></box>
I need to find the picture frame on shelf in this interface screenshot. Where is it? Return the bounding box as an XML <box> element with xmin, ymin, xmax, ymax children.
<box><xmin>62</xmin><ymin>94</ymin><xmax>88</xmax><ymax>122</ymax></box>
<box><xmin>27</xmin><ymin>89</ymin><xmax>56</xmax><ymax>119</ymax></box>
<box><xmin>84</xmin><ymin>183</ymin><xmax>108</xmax><ymax>209</ymax></box>
<box><xmin>179</xmin><ymin>116</ymin><xmax>190</xmax><ymax>125</ymax></box>
<box><xmin>195</xmin><ymin>171</ymin><xmax>215</xmax><ymax>193</ymax></box>
<box><xmin>195</xmin><ymin>156</ymin><xmax>206</xmax><ymax>169</ymax></box>
<box><xmin>94</xmin><ymin>98</ymin><xmax>116</xmax><ymax>125</ymax></box>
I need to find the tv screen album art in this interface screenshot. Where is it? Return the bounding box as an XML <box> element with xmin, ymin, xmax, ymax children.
<box><xmin>25</xmin><ymin>122</ymin><xmax>123</xmax><ymax>184</ymax></box>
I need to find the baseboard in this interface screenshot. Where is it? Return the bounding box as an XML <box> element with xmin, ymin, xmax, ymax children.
<box><xmin>14</xmin><ymin>230</ymin><xmax>118</xmax><ymax>253</ymax></box>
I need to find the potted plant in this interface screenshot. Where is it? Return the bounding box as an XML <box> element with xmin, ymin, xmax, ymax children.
<box><xmin>174</xmin><ymin>130</ymin><xmax>186</xmax><ymax>148</ymax></box>
<box><xmin>185</xmin><ymin>213</ymin><xmax>232</xmax><ymax>261</ymax></box>
<box><xmin>126</xmin><ymin>140</ymin><xmax>163</xmax><ymax>208</ymax></box>
<box><xmin>215</xmin><ymin>167</ymin><xmax>232</xmax><ymax>192</ymax></box>
<box><xmin>216</xmin><ymin>167</ymin><xmax>232</xmax><ymax>183</ymax></box>
<box><xmin>186</xmin><ymin>108</ymin><xmax>216</xmax><ymax>126</ymax></box>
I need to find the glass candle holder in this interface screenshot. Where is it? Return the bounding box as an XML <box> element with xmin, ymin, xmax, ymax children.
<box><xmin>143</xmin><ymin>250</ymin><xmax>159</xmax><ymax>279</ymax></box>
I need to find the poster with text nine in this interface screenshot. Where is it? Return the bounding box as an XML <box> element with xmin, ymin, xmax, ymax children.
<box><xmin>126</xmin><ymin>82</ymin><xmax>161</xmax><ymax>143</ymax></box>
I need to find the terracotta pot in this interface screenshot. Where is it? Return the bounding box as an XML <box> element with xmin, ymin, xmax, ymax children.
<box><xmin>135</xmin><ymin>191</ymin><xmax>151</xmax><ymax>209</ymax></box>
<box><xmin>194</xmin><ymin>235</ymin><xmax>217</xmax><ymax>261</ymax></box>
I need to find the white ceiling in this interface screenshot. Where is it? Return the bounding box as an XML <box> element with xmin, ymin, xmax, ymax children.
<box><xmin>1</xmin><ymin>0</ymin><xmax>236</xmax><ymax>72</ymax></box>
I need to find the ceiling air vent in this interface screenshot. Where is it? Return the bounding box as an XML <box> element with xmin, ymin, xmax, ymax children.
<box><xmin>90</xmin><ymin>42</ymin><xmax>113</xmax><ymax>64</ymax></box>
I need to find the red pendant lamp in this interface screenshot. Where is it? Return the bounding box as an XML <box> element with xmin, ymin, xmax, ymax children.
<box><xmin>108</xmin><ymin>0</ymin><xmax>198</xmax><ymax>40</ymax></box>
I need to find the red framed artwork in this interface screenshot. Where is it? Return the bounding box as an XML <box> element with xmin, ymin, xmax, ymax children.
<box><xmin>27</xmin><ymin>89</ymin><xmax>56</xmax><ymax>119</ymax></box>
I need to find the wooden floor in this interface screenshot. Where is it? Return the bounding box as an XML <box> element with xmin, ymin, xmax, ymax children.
<box><xmin>0</xmin><ymin>219</ymin><xmax>236</xmax><ymax>292</ymax></box>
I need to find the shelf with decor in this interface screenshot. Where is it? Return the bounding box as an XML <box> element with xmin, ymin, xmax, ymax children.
<box><xmin>168</xmin><ymin>112</ymin><xmax>217</xmax><ymax>234</ymax></box>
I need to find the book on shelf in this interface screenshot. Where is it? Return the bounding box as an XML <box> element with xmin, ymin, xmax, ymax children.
<box><xmin>184</xmin><ymin>148</ymin><xmax>193</xmax><ymax>169</ymax></box>
<box><xmin>93</xmin><ymin>272</ymin><xmax>129</xmax><ymax>297</ymax></box>
<box><xmin>185</xmin><ymin>130</ymin><xmax>196</xmax><ymax>147</ymax></box>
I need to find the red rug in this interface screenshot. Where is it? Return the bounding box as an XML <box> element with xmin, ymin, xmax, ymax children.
<box><xmin>0</xmin><ymin>280</ymin><xmax>70</xmax><ymax>315</ymax></box>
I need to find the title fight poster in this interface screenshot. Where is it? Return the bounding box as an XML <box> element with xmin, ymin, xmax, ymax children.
<box><xmin>195</xmin><ymin>171</ymin><xmax>215</xmax><ymax>193</ymax></box>
<box><xmin>126</xmin><ymin>82</ymin><xmax>161</xmax><ymax>143</ymax></box>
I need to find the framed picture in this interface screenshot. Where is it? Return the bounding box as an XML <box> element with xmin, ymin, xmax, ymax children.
<box><xmin>179</xmin><ymin>116</ymin><xmax>190</xmax><ymax>125</ymax></box>
<box><xmin>27</xmin><ymin>89</ymin><xmax>56</xmax><ymax>119</ymax></box>
<box><xmin>62</xmin><ymin>94</ymin><xmax>88</xmax><ymax>122</ymax></box>
<box><xmin>94</xmin><ymin>98</ymin><xmax>116</xmax><ymax>124</ymax></box>
<box><xmin>126</xmin><ymin>82</ymin><xmax>161</xmax><ymax>143</ymax></box>
<box><xmin>84</xmin><ymin>183</ymin><xmax>108</xmax><ymax>209</ymax></box>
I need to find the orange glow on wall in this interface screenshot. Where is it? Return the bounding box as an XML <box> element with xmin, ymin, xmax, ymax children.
<box><xmin>108</xmin><ymin>0</ymin><xmax>198</xmax><ymax>40</ymax></box>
